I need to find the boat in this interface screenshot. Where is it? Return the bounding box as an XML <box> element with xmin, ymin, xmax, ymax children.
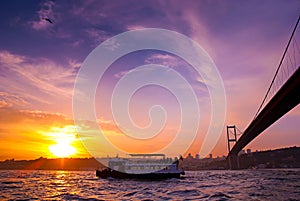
<box><xmin>96</xmin><ymin>153</ymin><xmax>185</xmax><ymax>179</ymax></box>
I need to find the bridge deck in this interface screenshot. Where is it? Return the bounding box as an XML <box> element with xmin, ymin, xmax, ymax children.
<box><xmin>228</xmin><ymin>67</ymin><xmax>300</xmax><ymax>156</ymax></box>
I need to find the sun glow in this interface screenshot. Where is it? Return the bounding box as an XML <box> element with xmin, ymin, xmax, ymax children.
<box><xmin>47</xmin><ymin>126</ymin><xmax>78</xmax><ymax>158</ymax></box>
<box><xmin>49</xmin><ymin>139</ymin><xmax>76</xmax><ymax>157</ymax></box>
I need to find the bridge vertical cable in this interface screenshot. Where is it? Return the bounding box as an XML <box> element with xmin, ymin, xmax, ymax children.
<box><xmin>254</xmin><ymin>16</ymin><xmax>300</xmax><ymax>119</ymax></box>
<box><xmin>228</xmin><ymin>16</ymin><xmax>300</xmax><ymax>157</ymax></box>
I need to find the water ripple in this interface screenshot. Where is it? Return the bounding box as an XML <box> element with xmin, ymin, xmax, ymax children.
<box><xmin>0</xmin><ymin>169</ymin><xmax>299</xmax><ymax>200</ymax></box>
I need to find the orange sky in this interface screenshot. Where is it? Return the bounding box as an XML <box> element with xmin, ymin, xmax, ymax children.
<box><xmin>0</xmin><ymin>1</ymin><xmax>299</xmax><ymax>160</ymax></box>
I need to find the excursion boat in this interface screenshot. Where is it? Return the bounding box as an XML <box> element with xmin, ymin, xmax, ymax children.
<box><xmin>96</xmin><ymin>154</ymin><xmax>185</xmax><ymax>179</ymax></box>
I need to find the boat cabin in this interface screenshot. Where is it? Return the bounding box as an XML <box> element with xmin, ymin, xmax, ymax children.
<box><xmin>107</xmin><ymin>153</ymin><xmax>178</xmax><ymax>174</ymax></box>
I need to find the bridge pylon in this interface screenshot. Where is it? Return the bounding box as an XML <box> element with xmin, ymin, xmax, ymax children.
<box><xmin>228</xmin><ymin>154</ymin><xmax>240</xmax><ymax>170</ymax></box>
<box><xmin>226</xmin><ymin>125</ymin><xmax>240</xmax><ymax>169</ymax></box>
<box><xmin>227</xmin><ymin>125</ymin><xmax>237</xmax><ymax>154</ymax></box>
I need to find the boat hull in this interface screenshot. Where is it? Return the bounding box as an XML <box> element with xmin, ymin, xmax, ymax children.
<box><xmin>96</xmin><ymin>169</ymin><xmax>184</xmax><ymax>179</ymax></box>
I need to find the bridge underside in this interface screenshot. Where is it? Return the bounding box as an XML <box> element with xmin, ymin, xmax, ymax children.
<box><xmin>228</xmin><ymin>67</ymin><xmax>300</xmax><ymax>157</ymax></box>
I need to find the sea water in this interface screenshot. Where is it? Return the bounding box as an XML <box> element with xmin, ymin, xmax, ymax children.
<box><xmin>0</xmin><ymin>169</ymin><xmax>299</xmax><ymax>200</ymax></box>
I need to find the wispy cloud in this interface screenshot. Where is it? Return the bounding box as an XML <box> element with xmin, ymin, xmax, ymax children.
<box><xmin>0</xmin><ymin>92</ymin><xmax>28</xmax><ymax>108</ymax></box>
<box><xmin>85</xmin><ymin>28</ymin><xmax>112</xmax><ymax>47</ymax></box>
<box><xmin>0</xmin><ymin>50</ymin><xmax>78</xmax><ymax>107</ymax></box>
<box><xmin>30</xmin><ymin>0</ymin><xmax>56</xmax><ymax>31</ymax></box>
<box><xmin>0</xmin><ymin>105</ymin><xmax>90</xmax><ymax>159</ymax></box>
<box><xmin>114</xmin><ymin>70</ymin><xmax>130</xmax><ymax>79</ymax></box>
<box><xmin>144</xmin><ymin>53</ymin><xmax>208</xmax><ymax>94</ymax></box>
<box><xmin>126</xmin><ymin>25</ymin><xmax>147</xmax><ymax>31</ymax></box>
<box><xmin>145</xmin><ymin>53</ymin><xmax>185</xmax><ymax>68</ymax></box>
<box><xmin>0</xmin><ymin>51</ymin><xmax>25</xmax><ymax>64</ymax></box>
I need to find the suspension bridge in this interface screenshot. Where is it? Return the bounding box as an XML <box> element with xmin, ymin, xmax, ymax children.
<box><xmin>227</xmin><ymin>16</ymin><xmax>300</xmax><ymax>169</ymax></box>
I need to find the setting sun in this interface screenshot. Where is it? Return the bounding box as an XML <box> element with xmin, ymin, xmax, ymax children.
<box><xmin>49</xmin><ymin>139</ymin><xmax>76</xmax><ymax>158</ymax></box>
<box><xmin>46</xmin><ymin>126</ymin><xmax>78</xmax><ymax>158</ymax></box>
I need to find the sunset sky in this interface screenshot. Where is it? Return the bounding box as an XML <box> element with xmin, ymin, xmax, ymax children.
<box><xmin>0</xmin><ymin>0</ymin><xmax>299</xmax><ymax>160</ymax></box>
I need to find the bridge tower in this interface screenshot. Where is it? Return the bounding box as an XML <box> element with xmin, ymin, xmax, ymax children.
<box><xmin>227</xmin><ymin>125</ymin><xmax>237</xmax><ymax>153</ymax></box>
<box><xmin>226</xmin><ymin>125</ymin><xmax>240</xmax><ymax>169</ymax></box>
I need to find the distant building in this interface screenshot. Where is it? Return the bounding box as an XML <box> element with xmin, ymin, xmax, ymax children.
<box><xmin>215</xmin><ymin>156</ymin><xmax>225</xmax><ymax>161</ymax></box>
<box><xmin>186</xmin><ymin>153</ymin><xmax>193</xmax><ymax>160</ymax></box>
<box><xmin>238</xmin><ymin>150</ymin><xmax>246</xmax><ymax>156</ymax></box>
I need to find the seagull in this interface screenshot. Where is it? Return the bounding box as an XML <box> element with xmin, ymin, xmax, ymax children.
<box><xmin>42</xmin><ymin>17</ymin><xmax>53</xmax><ymax>24</ymax></box>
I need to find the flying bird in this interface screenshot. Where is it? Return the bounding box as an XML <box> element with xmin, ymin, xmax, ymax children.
<box><xmin>42</xmin><ymin>17</ymin><xmax>53</xmax><ymax>24</ymax></box>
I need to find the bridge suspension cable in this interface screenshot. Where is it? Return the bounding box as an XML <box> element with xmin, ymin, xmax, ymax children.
<box><xmin>254</xmin><ymin>16</ymin><xmax>300</xmax><ymax>119</ymax></box>
<box><xmin>235</xmin><ymin>127</ymin><xmax>243</xmax><ymax>136</ymax></box>
<box><xmin>228</xmin><ymin>16</ymin><xmax>300</xmax><ymax>160</ymax></box>
<box><xmin>228</xmin><ymin>126</ymin><xmax>243</xmax><ymax>138</ymax></box>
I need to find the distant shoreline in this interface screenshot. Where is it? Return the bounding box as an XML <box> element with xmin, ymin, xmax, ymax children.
<box><xmin>0</xmin><ymin>146</ymin><xmax>299</xmax><ymax>171</ymax></box>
